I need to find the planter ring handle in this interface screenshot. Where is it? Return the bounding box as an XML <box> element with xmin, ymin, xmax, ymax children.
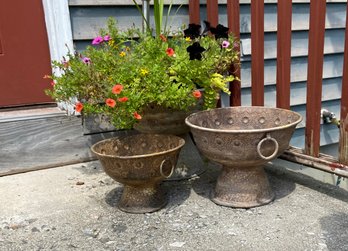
<box><xmin>160</xmin><ymin>159</ymin><xmax>175</xmax><ymax>178</ymax></box>
<box><xmin>256</xmin><ymin>133</ymin><xmax>279</xmax><ymax>161</ymax></box>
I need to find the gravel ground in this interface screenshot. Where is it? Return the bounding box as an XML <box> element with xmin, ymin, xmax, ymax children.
<box><xmin>0</xmin><ymin>161</ymin><xmax>347</xmax><ymax>251</ymax></box>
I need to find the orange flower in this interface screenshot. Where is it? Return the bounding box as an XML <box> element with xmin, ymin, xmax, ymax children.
<box><xmin>166</xmin><ymin>48</ymin><xmax>175</xmax><ymax>57</ymax></box>
<box><xmin>159</xmin><ymin>34</ymin><xmax>167</xmax><ymax>42</ymax></box>
<box><xmin>192</xmin><ymin>90</ymin><xmax>202</xmax><ymax>99</ymax></box>
<box><xmin>106</xmin><ymin>98</ymin><xmax>116</xmax><ymax>108</ymax></box>
<box><xmin>133</xmin><ymin>112</ymin><xmax>142</xmax><ymax>120</ymax></box>
<box><xmin>43</xmin><ymin>74</ymin><xmax>51</xmax><ymax>79</ymax></box>
<box><xmin>112</xmin><ymin>84</ymin><xmax>123</xmax><ymax>94</ymax></box>
<box><xmin>63</xmin><ymin>61</ymin><xmax>70</xmax><ymax>68</ymax></box>
<box><xmin>75</xmin><ymin>102</ymin><xmax>83</xmax><ymax>113</ymax></box>
<box><xmin>118</xmin><ymin>97</ymin><xmax>128</xmax><ymax>102</ymax></box>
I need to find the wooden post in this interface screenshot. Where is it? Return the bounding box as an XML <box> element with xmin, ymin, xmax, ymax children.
<box><xmin>304</xmin><ymin>0</ymin><xmax>326</xmax><ymax>157</ymax></box>
<box><xmin>189</xmin><ymin>0</ymin><xmax>200</xmax><ymax>24</ymax></box>
<box><xmin>206</xmin><ymin>0</ymin><xmax>219</xmax><ymax>27</ymax></box>
<box><xmin>339</xmin><ymin>3</ymin><xmax>348</xmax><ymax>165</ymax></box>
<box><xmin>251</xmin><ymin>0</ymin><xmax>264</xmax><ymax>106</ymax></box>
<box><xmin>276</xmin><ymin>0</ymin><xmax>292</xmax><ymax>109</ymax></box>
<box><xmin>227</xmin><ymin>0</ymin><xmax>241</xmax><ymax>107</ymax></box>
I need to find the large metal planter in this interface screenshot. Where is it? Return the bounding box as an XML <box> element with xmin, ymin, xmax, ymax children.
<box><xmin>91</xmin><ymin>134</ymin><xmax>185</xmax><ymax>213</ymax></box>
<box><xmin>133</xmin><ymin>104</ymin><xmax>207</xmax><ymax>180</ymax></box>
<box><xmin>185</xmin><ymin>106</ymin><xmax>302</xmax><ymax>208</ymax></box>
<box><xmin>133</xmin><ymin>105</ymin><xmax>194</xmax><ymax>135</ymax></box>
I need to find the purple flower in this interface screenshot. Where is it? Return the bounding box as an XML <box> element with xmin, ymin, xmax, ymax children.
<box><xmin>222</xmin><ymin>41</ymin><xmax>230</xmax><ymax>48</ymax></box>
<box><xmin>184</xmin><ymin>24</ymin><xmax>202</xmax><ymax>39</ymax></box>
<box><xmin>92</xmin><ymin>36</ymin><xmax>103</xmax><ymax>45</ymax></box>
<box><xmin>82</xmin><ymin>57</ymin><xmax>91</xmax><ymax>64</ymax></box>
<box><xmin>187</xmin><ymin>42</ymin><xmax>206</xmax><ymax>60</ymax></box>
<box><xmin>210</xmin><ymin>24</ymin><xmax>229</xmax><ymax>39</ymax></box>
<box><xmin>103</xmin><ymin>35</ymin><xmax>111</xmax><ymax>41</ymax></box>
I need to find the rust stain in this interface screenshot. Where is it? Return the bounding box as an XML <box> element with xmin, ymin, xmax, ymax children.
<box><xmin>310</xmin><ymin>130</ymin><xmax>314</xmax><ymax>156</ymax></box>
<box><xmin>329</xmin><ymin>162</ymin><xmax>337</xmax><ymax>171</ymax></box>
<box><xmin>0</xmin><ymin>37</ymin><xmax>3</xmax><ymax>55</ymax></box>
<box><xmin>305</xmin><ymin>130</ymin><xmax>315</xmax><ymax>156</ymax></box>
<box><xmin>342</xmin><ymin>111</ymin><xmax>348</xmax><ymax>131</ymax></box>
<box><xmin>329</xmin><ymin>162</ymin><xmax>348</xmax><ymax>171</ymax></box>
<box><xmin>339</xmin><ymin>114</ymin><xmax>348</xmax><ymax>165</ymax></box>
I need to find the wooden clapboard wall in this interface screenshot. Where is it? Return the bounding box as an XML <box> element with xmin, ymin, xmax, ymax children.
<box><xmin>0</xmin><ymin>112</ymin><xmax>135</xmax><ymax>176</ymax></box>
<box><xmin>68</xmin><ymin>0</ymin><xmax>347</xmax><ymax>150</ymax></box>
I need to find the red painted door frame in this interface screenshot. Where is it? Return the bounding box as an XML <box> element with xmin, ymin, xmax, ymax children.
<box><xmin>0</xmin><ymin>0</ymin><xmax>53</xmax><ymax>107</ymax></box>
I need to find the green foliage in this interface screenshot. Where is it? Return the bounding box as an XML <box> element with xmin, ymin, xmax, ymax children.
<box><xmin>46</xmin><ymin>18</ymin><xmax>240</xmax><ymax>129</ymax></box>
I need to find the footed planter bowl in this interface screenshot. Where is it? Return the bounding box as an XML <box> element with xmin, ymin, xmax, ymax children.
<box><xmin>91</xmin><ymin>134</ymin><xmax>185</xmax><ymax>213</ymax></box>
<box><xmin>185</xmin><ymin>106</ymin><xmax>302</xmax><ymax>208</ymax></box>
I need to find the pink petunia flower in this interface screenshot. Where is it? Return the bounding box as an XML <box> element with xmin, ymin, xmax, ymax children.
<box><xmin>92</xmin><ymin>36</ymin><xmax>104</xmax><ymax>45</ymax></box>
<box><xmin>82</xmin><ymin>57</ymin><xmax>91</xmax><ymax>64</ymax></box>
<box><xmin>103</xmin><ymin>35</ymin><xmax>111</xmax><ymax>41</ymax></box>
<box><xmin>222</xmin><ymin>41</ymin><xmax>230</xmax><ymax>48</ymax></box>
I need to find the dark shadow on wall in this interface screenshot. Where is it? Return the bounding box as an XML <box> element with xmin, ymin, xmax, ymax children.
<box><xmin>320</xmin><ymin>212</ymin><xmax>348</xmax><ymax>251</ymax></box>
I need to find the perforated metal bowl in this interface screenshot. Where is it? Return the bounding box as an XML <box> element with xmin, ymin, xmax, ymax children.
<box><xmin>186</xmin><ymin>106</ymin><xmax>302</xmax><ymax>208</ymax></box>
<box><xmin>91</xmin><ymin>134</ymin><xmax>185</xmax><ymax>213</ymax></box>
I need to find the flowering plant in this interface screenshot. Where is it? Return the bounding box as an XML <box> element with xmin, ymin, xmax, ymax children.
<box><xmin>46</xmin><ymin>18</ymin><xmax>239</xmax><ymax>129</ymax></box>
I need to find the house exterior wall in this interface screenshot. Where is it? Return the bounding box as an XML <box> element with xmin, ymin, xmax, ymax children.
<box><xmin>67</xmin><ymin>0</ymin><xmax>346</xmax><ymax>152</ymax></box>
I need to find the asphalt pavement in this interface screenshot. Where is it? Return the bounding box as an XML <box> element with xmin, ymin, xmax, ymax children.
<box><xmin>0</xmin><ymin>160</ymin><xmax>347</xmax><ymax>251</ymax></box>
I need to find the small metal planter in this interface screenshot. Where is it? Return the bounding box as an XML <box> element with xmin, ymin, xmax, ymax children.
<box><xmin>186</xmin><ymin>106</ymin><xmax>302</xmax><ymax>208</ymax></box>
<box><xmin>91</xmin><ymin>134</ymin><xmax>185</xmax><ymax>213</ymax></box>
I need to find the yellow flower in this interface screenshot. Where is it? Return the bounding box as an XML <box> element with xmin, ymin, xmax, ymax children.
<box><xmin>108</xmin><ymin>40</ymin><xmax>118</xmax><ymax>49</ymax></box>
<box><xmin>140</xmin><ymin>68</ymin><xmax>149</xmax><ymax>76</ymax></box>
<box><xmin>108</xmin><ymin>40</ymin><xmax>115</xmax><ymax>47</ymax></box>
<box><xmin>119</xmin><ymin>51</ymin><xmax>126</xmax><ymax>57</ymax></box>
<box><xmin>185</xmin><ymin>37</ymin><xmax>191</xmax><ymax>42</ymax></box>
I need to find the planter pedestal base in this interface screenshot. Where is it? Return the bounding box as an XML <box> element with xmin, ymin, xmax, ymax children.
<box><xmin>211</xmin><ymin>165</ymin><xmax>275</xmax><ymax>208</ymax></box>
<box><xmin>91</xmin><ymin>134</ymin><xmax>185</xmax><ymax>214</ymax></box>
<box><xmin>118</xmin><ymin>184</ymin><xmax>167</xmax><ymax>214</ymax></box>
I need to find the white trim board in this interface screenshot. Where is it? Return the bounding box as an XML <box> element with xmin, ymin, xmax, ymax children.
<box><xmin>42</xmin><ymin>0</ymin><xmax>74</xmax><ymax>64</ymax></box>
<box><xmin>42</xmin><ymin>0</ymin><xmax>75</xmax><ymax>114</ymax></box>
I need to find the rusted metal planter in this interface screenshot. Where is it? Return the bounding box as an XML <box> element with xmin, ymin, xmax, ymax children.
<box><xmin>133</xmin><ymin>105</ymin><xmax>194</xmax><ymax>135</ymax></box>
<box><xmin>133</xmin><ymin>104</ymin><xmax>206</xmax><ymax>180</ymax></box>
<box><xmin>91</xmin><ymin>134</ymin><xmax>185</xmax><ymax>213</ymax></box>
<box><xmin>186</xmin><ymin>106</ymin><xmax>302</xmax><ymax>208</ymax></box>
